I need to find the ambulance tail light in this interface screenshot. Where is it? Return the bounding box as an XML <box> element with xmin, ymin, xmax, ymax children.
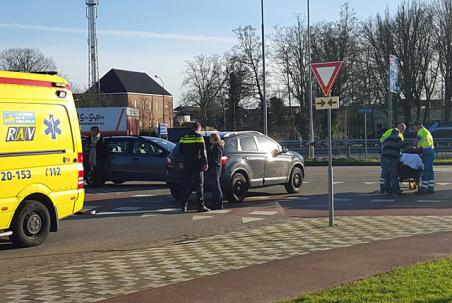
<box><xmin>77</xmin><ymin>153</ymin><xmax>84</xmax><ymax>189</ymax></box>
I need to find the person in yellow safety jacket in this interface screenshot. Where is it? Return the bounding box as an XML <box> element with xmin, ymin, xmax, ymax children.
<box><xmin>379</xmin><ymin>123</ymin><xmax>406</xmax><ymax>193</ymax></box>
<box><xmin>179</xmin><ymin>122</ymin><xmax>210</xmax><ymax>213</ymax></box>
<box><xmin>413</xmin><ymin>121</ymin><xmax>435</xmax><ymax>193</ymax></box>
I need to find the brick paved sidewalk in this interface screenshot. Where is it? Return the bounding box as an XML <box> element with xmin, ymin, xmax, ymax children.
<box><xmin>2</xmin><ymin>216</ymin><xmax>452</xmax><ymax>303</ymax></box>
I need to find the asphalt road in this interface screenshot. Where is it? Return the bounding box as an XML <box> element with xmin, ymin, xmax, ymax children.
<box><xmin>1</xmin><ymin>166</ymin><xmax>451</xmax><ymax>285</ymax></box>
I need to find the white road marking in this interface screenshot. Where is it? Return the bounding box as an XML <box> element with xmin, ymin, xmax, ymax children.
<box><xmin>132</xmin><ymin>194</ymin><xmax>156</xmax><ymax>198</ymax></box>
<box><xmin>209</xmin><ymin>209</ymin><xmax>232</xmax><ymax>214</ymax></box>
<box><xmin>247</xmin><ymin>196</ymin><xmax>271</xmax><ymax>200</ymax></box>
<box><xmin>435</xmin><ymin>167</ymin><xmax>452</xmax><ymax>173</ymax></box>
<box><xmin>155</xmin><ymin>208</ymin><xmax>180</xmax><ymax>212</ymax></box>
<box><xmin>437</xmin><ymin>183</ymin><xmax>451</xmax><ymax>186</ymax></box>
<box><xmin>371</xmin><ymin>199</ymin><xmax>396</xmax><ymax>203</ymax></box>
<box><xmin>304</xmin><ymin>181</ymin><xmax>311</xmax><ymax>184</ymax></box>
<box><xmin>249</xmin><ymin>211</ymin><xmax>278</xmax><ymax>216</ymax></box>
<box><xmin>335</xmin><ymin>198</ymin><xmax>352</xmax><ymax>202</ymax></box>
<box><xmin>416</xmin><ymin>200</ymin><xmax>442</xmax><ymax>203</ymax></box>
<box><xmin>192</xmin><ymin>215</ymin><xmax>213</xmax><ymax>221</ymax></box>
<box><xmin>141</xmin><ymin>214</ymin><xmax>157</xmax><ymax>218</ymax></box>
<box><xmin>113</xmin><ymin>207</ymin><xmax>142</xmax><ymax>211</ymax></box>
<box><xmin>333</xmin><ymin>182</ymin><xmax>344</xmax><ymax>185</ymax></box>
<box><xmin>242</xmin><ymin>217</ymin><xmax>265</xmax><ymax>223</ymax></box>
<box><xmin>363</xmin><ymin>182</ymin><xmax>378</xmax><ymax>185</ymax></box>
<box><xmin>96</xmin><ymin>210</ymin><xmax>160</xmax><ymax>216</ymax></box>
<box><xmin>359</xmin><ymin>193</ymin><xmax>386</xmax><ymax>197</ymax></box>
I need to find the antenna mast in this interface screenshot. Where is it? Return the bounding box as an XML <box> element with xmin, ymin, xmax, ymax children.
<box><xmin>86</xmin><ymin>0</ymin><xmax>100</xmax><ymax>91</ymax></box>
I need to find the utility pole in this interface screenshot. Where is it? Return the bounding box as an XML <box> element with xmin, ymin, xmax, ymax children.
<box><xmin>86</xmin><ymin>0</ymin><xmax>100</xmax><ymax>91</ymax></box>
<box><xmin>155</xmin><ymin>75</ymin><xmax>166</xmax><ymax>125</ymax></box>
<box><xmin>307</xmin><ymin>0</ymin><xmax>315</xmax><ymax>158</ymax></box>
<box><xmin>261</xmin><ymin>0</ymin><xmax>268</xmax><ymax>135</ymax></box>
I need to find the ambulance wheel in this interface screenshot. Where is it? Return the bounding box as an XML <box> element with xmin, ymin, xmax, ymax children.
<box><xmin>11</xmin><ymin>200</ymin><xmax>51</xmax><ymax>247</ymax></box>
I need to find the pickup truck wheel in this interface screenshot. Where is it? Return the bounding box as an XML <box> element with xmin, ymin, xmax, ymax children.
<box><xmin>227</xmin><ymin>173</ymin><xmax>248</xmax><ymax>203</ymax></box>
<box><xmin>11</xmin><ymin>200</ymin><xmax>51</xmax><ymax>248</ymax></box>
<box><xmin>285</xmin><ymin>167</ymin><xmax>303</xmax><ymax>194</ymax></box>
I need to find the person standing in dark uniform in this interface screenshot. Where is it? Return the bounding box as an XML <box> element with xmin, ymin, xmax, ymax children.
<box><xmin>179</xmin><ymin>122</ymin><xmax>210</xmax><ymax>213</ymax></box>
<box><xmin>88</xmin><ymin>126</ymin><xmax>106</xmax><ymax>186</ymax></box>
<box><xmin>207</xmin><ymin>133</ymin><xmax>224</xmax><ymax>210</ymax></box>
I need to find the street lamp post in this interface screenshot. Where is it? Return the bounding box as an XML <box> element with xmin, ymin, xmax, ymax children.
<box><xmin>261</xmin><ymin>0</ymin><xmax>268</xmax><ymax>135</ymax></box>
<box><xmin>307</xmin><ymin>0</ymin><xmax>315</xmax><ymax>158</ymax></box>
<box><xmin>154</xmin><ymin>75</ymin><xmax>166</xmax><ymax>125</ymax></box>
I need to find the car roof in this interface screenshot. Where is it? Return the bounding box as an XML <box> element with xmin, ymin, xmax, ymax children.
<box><xmin>105</xmin><ymin>135</ymin><xmax>172</xmax><ymax>143</ymax></box>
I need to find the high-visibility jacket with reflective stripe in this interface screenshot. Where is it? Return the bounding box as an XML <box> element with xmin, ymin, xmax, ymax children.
<box><xmin>381</xmin><ymin>129</ymin><xmax>403</xmax><ymax>159</ymax></box>
<box><xmin>179</xmin><ymin>131</ymin><xmax>208</xmax><ymax>169</ymax></box>
<box><xmin>380</xmin><ymin>128</ymin><xmax>404</xmax><ymax>143</ymax></box>
<box><xmin>417</xmin><ymin>127</ymin><xmax>434</xmax><ymax>149</ymax></box>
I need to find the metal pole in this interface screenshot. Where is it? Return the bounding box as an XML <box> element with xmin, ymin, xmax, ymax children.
<box><xmin>155</xmin><ymin>75</ymin><xmax>165</xmax><ymax>126</ymax></box>
<box><xmin>388</xmin><ymin>57</ymin><xmax>393</xmax><ymax>128</ymax></box>
<box><xmin>364</xmin><ymin>113</ymin><xmax>368</xmax><ymax>157</ymax></box>
<box><xmin>261</xmin><ymin>0</ymin><xmax>268</xmax><ymax>135</ymax></box>
<box><xmin>307</xmin><ymin>0</ymin><xmax>315</xmax><ymax>158</ymax></box>
<box><xmin>388</xmin><ymin>92</ymin><xmax>393</xmax><ymax>128</ymax></box>
<box><xmin>328</xmin><ymin>108</ymin><xmax>334</xmax><ymax>227</ymax></box>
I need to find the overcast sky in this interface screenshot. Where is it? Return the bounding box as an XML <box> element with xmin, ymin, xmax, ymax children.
<box><xmin>1</xmin><ymin>0</ymin><xmax>404</xmax><ymax>103</ymax></box>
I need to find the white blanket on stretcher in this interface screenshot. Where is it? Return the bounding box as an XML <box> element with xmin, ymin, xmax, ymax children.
<box><xmin>400</xmin><ymin>153</ymin><xmax>424</xmax><ymax>170</ymax></box>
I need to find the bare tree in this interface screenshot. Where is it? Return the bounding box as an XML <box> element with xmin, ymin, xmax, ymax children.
<box><xmin>233</xmin><ymin>26</ymin><xmax>266</xmax><ymax>109</ymax></box>
<box><xmin>0</xmin><ymin>48</ymin><xmax>56</xmax><ymax>72</ymax></box>
<box><xmin>182</xmin><ymin>54</ymin><xmax>227</xmax><ymax>125</ymax></box>
<box><xmin>224</xmin><ymin>53</ymin><xmax>254</xmax><ymax>130</ymax></box>
<box><xmin>364</xmin><ymin>1</ymin><xmax>434</xmax><ymax>125</ymax></box>
<box><xmin>434</xmin><ymin>0</ymin><xmax>452</xmax><ymax>122</ymax></box>
<box><xmin>273</xmin><ymin>15</ymin><xmax>310</xmax><ymax>138</ymax></box>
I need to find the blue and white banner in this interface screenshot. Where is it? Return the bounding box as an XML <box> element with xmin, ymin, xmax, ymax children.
<box><xmin>389</xmin><ymin>55</ymin><xmax>399</xmax><ymax>93</ymax></box>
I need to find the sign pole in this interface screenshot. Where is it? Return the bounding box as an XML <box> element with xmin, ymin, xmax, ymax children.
<box><xmin>310</xmin><ymin>60</ymin><xmax>343</xmax><ymax>228</ymax></box>
<box><xmin>327</xmin><ymin>107</ymin><xmax>334</xmax><ymax>227</ymax></box>
<box><xmin>388</xmin><ymin>91</ymin><xmax>393</xmax><ymax>128</ymax></box>
<box><xmin>364</xmin><ymin>113</ymin><xmax>368</xmax><ymax>157</ymax></box>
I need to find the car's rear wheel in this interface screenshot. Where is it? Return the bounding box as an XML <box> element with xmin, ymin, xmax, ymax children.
<box><xmin>227</xmin><ymin>173</ymin><xmax>248</xmax><ymax>203</ymax></box>
<box><xmin>169</xmin><ymin>183</ymin><xmax>183</xmax><ymax>200</ymax></box>
<box><xmin>11</xmin><ymin>200</ymin><xmax>51</xmax><ymax>247</ymax></box>
<box><xmin>285</xmin><ymin>166</ymin><xmax>303</xmax><ymax>194</ymax></box>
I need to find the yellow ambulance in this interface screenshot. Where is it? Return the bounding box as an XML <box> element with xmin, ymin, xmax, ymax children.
<box><xmin>0</xmin><ymin>71</ymin><xmax>84</xmax><ymax>247</ymax></box>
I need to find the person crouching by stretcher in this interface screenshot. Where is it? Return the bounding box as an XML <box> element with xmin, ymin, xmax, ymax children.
<box><xmin>380</xmin><ymin>123</ymin><xmax>406</xmax><ymax>195</ymax></box>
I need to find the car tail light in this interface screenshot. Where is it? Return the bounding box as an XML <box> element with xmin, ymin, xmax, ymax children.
<box><xmin>221</xmin><ymin>156</ymin><xmax>228</xmax><ymax>166</ymax></box>
<box><xmin>77</xmin><ymin>152</ymin><xmax>84</xmax><ymax>189</ymax></box>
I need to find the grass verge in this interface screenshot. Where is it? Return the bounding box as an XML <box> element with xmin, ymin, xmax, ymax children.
<box><xmin>285</xmin><ymin>258</ymin><xmax>452</xmax><ymax>303</ymax></box>
<box><xmin>305</xmin><ymin>157</ymin><xmax>452</xmax><ymax>166</ymax></box>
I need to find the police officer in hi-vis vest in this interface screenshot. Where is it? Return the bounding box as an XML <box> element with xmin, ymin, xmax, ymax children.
<box><xmin>179</xmin><ymin>122</ymin><xmax>210</xmax><ymax>213</ymax></box>
<box><xmin>379</xmin><ymin>123</ymin><xmax>406</xmax><ymax>193</ymax></box>
<box><xmin>413</xmin><ymin>122</ymin><xmax>435</xmax><ymax>194</ymax></box>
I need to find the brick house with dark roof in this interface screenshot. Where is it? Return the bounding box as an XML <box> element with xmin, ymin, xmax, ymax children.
<box><xmin>78</xmin><ymin>68</ymin><xmax>174</xmax><ymax>129</ymax></box>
